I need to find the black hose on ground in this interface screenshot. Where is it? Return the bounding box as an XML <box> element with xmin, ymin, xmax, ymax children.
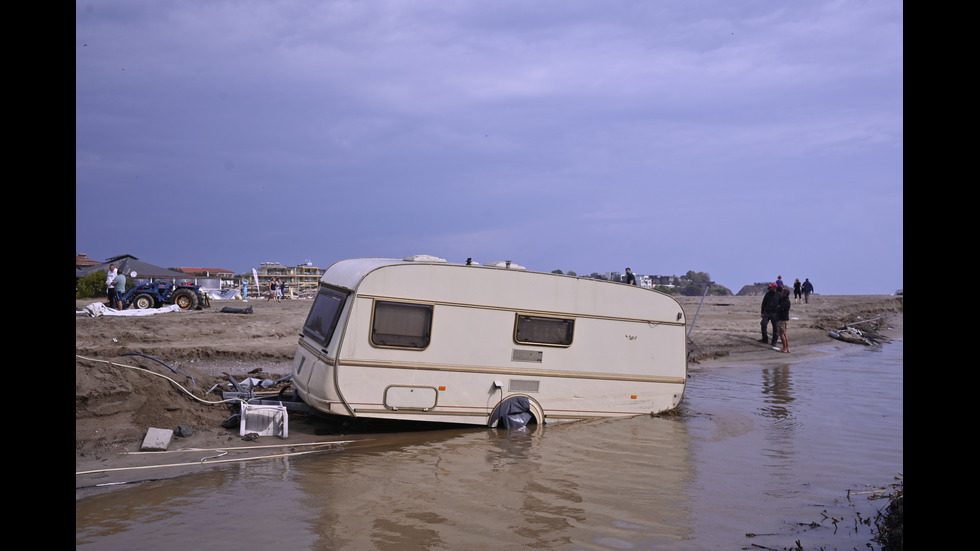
<box><xmin>121</xmin><ymin>352</ymin><xmax>197</xmax><ymax>387</ymax></box>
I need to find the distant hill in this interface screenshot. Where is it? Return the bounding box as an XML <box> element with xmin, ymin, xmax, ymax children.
<box><xmin>670</xmin><ymin>284</ymin><xmax>734</xmax><ymax>297</ymax></box>
<box><xmin>736</xmin><ymin>284</ymin><xmax>769</xmax><ymax>296</ymax></box>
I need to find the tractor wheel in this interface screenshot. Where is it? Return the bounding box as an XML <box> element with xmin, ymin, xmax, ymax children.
<box><xmin>172</xmin><ymin>289</ymin><xmax>199</xmax><ymax>311</ymax></box>
<box><xmin>132</xmin><ymin>294</ymin><xmax>156</xmax><ymax>309</ymax></box>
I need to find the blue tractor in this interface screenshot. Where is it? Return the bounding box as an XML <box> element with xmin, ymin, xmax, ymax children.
<box><xmin>120</xmin><ymin>280</ymin><xmax>210</xmax><ymax>311</ymax></box>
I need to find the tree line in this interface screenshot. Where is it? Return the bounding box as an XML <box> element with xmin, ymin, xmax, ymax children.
<box><xmin>549</xmin><ymin>269</ymin><xmax>731</xmax><ymax>296</ymax></box>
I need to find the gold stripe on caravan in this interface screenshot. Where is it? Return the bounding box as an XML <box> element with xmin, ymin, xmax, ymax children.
<box><xmin>352</xmin><ymin>408</ymin><xmax>489</xmax><ymax>418</ymax></box>
<box><xmin>340</xmin><ymin>358</ymin><xmax>686</xmax><ymax>385</ymax></box>
<box><xmin>357</xmin><ymin>294</ymin><xmax>686</xmax><ymax>327</ymax></box>
<box><xmin>351</xmin><ymin>407</ymin><xmax>622</xmax><ymax>421</ymax></box>
<box><xmin>350</xmin><ymin>409</ymin><xmax>609</xmax><ymax>421</ymax></box>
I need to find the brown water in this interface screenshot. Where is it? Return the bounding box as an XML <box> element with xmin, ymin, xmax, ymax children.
<box><xmin>75</xmin><ymin>339</ymin><xmax>902</xmax><ymax>550</ymax></box>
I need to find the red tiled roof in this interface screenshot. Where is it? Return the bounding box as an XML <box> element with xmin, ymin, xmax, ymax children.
<box><xmin>75</xmin><ymin>254</ymin><xmax>100</xmax><ymax>267</ymax></box>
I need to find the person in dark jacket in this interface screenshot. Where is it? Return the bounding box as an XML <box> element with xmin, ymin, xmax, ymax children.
<box><xmin>760</xmin><ymin>283</ymin><xmax>780</xmax><ymax>345</ymax></box>
<box><xmin>776</xmin><ymin>288</ymin><xmax>792</xmax><ymax>352</ymax></box>
<box><xmin>801</xmin><ymin>278</ymin><xmax>814</xmax><ymax>303</ymax></box>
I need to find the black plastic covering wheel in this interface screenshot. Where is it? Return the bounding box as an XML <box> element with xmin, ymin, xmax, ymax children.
<box><xmin>488</xmin><ymin>396</ymin><xmax>538</xmax><ymax>429</ymax></box>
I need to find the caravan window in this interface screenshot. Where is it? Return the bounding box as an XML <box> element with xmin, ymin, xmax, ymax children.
<box><xmin>371</xmin><ymin>301</ymin><xmax>433</xmax><ymax>349</ymax></box>
<box><xmin>514</xmin><ymin>314</ymin><xmax>574</xmax><ymax>347</ymax></box>
<box><xmin>303</xmin><ymin>287</ymin><xmax>348</xmax><ymax>347</ymax></box>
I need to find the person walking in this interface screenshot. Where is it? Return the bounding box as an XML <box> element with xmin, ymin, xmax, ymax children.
<box><xmin>776</xmin><ymin>287</ymin><xmax>792</xmax><ymax>352</ymax></box>
<box><xmin>624</xmin><ymin>268</ymin><xmax>637</xmax><ymax>286</ymax></box>
<box><xmin>801</xmin><ymin>278</ymin><xmax>814</xmax><ymax>303</ymax></box>
<box><xmin>793</xmin><ymin>278</ymin><xmax>802</xmax><ymax>303</ymax></box>
<box><xmin>268</xmin><ymin>278</ymin><xmax>278</xmax><ymax>302</ymax></box>
<box><xmin>759</xmin><ymin>282</ymin><xmax>780</xmax><ymax>345</ymax></box>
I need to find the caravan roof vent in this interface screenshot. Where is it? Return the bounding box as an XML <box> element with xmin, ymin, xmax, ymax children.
<box><xmin>485</xmin><ymin>260</ymin><xmax>526</xmax><ymax>270</ymax></box>
<box><xmin>403</xmin><ymin>255</ymin><xmax>447</xmax><ymax>263</ymax></box>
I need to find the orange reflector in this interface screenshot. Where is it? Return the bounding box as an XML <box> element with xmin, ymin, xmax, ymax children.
<box><xmin>631</xmin><ymin>395</ymin><xmax>637</xmax><ymax>399</ymax></box>
<box><xmin>439</xmin><ymin>386</ymin><xmax>446</xmax><ymax>391</ymax></box>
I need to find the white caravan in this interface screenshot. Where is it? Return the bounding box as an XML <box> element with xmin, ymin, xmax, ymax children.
<box><xmin>290</xmin><ymin>255</ymin><xmax>688</xmax><ymax>428</ymax></box>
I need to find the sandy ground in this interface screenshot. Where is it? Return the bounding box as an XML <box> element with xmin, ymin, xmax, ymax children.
<box><xmin>75</xmin><ymin>293</ymin><xmax>903</xmax><ymax>495</ymax></box>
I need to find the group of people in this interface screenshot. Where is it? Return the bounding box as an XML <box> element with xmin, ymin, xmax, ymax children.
<box><xmin>760</xmin><ymin>275</ymin><xmax>815</xmax><ymax>353</ymax></box>
<box><xmin>792</xmin><ymin>277</ymin><xmax>815</xmax><ymax>303</ymax></box>
<box><xmin>267</xmin><ymin>278</ymin><xmax>288</xmax><ymax>302</ymax></box>
<box><xmin>105</xmin><ymin>264</ymin><xmax>127</xmax><ymax>310</ymax></box>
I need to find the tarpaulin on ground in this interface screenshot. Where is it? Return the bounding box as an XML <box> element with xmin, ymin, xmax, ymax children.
<box><xmin>77</xmin><ymin>302</ymin><xmax>183</xmax><ymax>318</ymax></box>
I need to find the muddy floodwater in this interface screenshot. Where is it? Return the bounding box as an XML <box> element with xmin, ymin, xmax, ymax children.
<box><xmin>76</xmin><ymin>339</ymin><xmax>902</xmax><ymax>550</ymax></box>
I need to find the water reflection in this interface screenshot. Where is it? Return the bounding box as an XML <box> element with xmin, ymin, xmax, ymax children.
<box><xmin>759</xmin><ymin>363</ymin><xmax>795</xmax><ymax>420</ymax></box>
<box><xmin>294</xmin><ymin>418</ymin><xmax>693</xmax><ymax>549</ymax></box>
<box><xmin>758</xmin><ymin>363</ymin><xmax>800</xmax><ymax>497</ymax></box>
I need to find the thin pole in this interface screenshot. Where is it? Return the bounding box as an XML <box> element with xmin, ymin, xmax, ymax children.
<box><xmin>687</xmin><ymin>284</ymin><xmax>710</xmax><ymax>338</ymax></box>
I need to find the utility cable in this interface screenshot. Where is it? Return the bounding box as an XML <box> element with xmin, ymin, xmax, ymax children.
<box><xmin>75</xmin><ymin>354</ymin><xmax>242</xmax><ymax>406</ymax></box>
<box><xmin>121</xmin><ymin>352</ymin><xmax>196</xmax><ymax>387</ymax></box>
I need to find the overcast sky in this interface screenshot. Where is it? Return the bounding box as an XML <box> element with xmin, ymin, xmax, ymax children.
<box><xmin>76</xmin><ymin>1</ymin><xmax>903</xmax><ymax>295</ymax></box>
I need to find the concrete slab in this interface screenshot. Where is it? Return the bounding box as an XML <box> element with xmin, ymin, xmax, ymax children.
<box><xmin>141</xmin><ymin>427</ymin><xmax>173</xmax><ymax>451</ymax></box>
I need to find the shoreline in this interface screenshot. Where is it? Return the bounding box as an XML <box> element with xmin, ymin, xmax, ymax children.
<box><xmin>690</xmin><ymin>308</ymin><xmax>903</xmax><ymax>368</ymax></box>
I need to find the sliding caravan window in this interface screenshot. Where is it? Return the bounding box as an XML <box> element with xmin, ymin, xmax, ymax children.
<box><xmin>371</xmin><ymin>301</ymin><xmax>433</xmax><ymax>349</ymax></box>
<box><xmin>514</xmin><ymin>314</ymin><xmax>574</xmax><ymax>347</ymax></box>
<box><xmin>302</xmin><ymin>287</ymin><xmax>348</xmax><ymax>347</ymax></box>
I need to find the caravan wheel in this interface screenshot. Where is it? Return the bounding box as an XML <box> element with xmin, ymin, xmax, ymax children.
<box><xmin>488</xmin><ymin>395</ymin><xmax>544</xmax><ymax>429</ymax></box>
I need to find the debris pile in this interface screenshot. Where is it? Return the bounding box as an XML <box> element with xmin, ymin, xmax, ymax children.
<box><xmin>828</xmin><ymin>316</ymin><xmax>892</xmax><ymax>346</ymax></box>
